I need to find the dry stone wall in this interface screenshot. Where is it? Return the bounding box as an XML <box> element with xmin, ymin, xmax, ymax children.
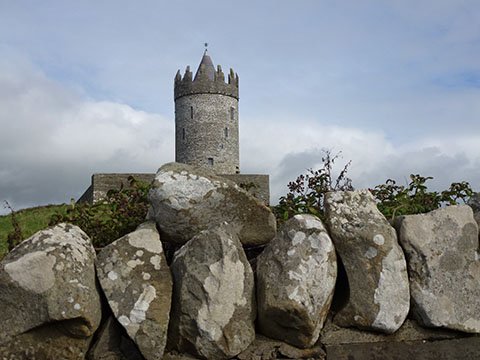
<box><xmin>2</xmin><ymin>165</ymin><xmax>480</xmax><ymax>359</ymax></box>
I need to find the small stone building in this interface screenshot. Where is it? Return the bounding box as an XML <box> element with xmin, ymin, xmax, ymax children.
<box><xmin>79</xmin><ymin>50</ymin><xmax>270</xmax><ymax>204</ymax></box>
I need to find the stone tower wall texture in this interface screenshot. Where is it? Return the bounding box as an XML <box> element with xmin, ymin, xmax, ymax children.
<box><xmin>174</xmin><ymin>51</ymin><xmax>240</xmax><ymax>174</ymax></box>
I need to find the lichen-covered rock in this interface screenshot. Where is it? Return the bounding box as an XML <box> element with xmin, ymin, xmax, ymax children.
<box><xmin>148</xmin><ymin>162</ymin><xmax>276</xmax><ymax>246</ymax></box>
<box><xmin>168</xmin><ymin>225</ymin><xmax>256</xmax><ymax>360</ymax></box>
<box><xmin>256</xmin><ymin>214</ymin><xmax>337</xmax><ymax>348</ymax></box>
<box><xmin>0</xmin><ymin>223</ymin><xmax>101</xmax><ymax>353</ymax></box>
<box><xmin>96</xmin><ymin>221</ymin><xmax>172</xmax><ymax>360</ymax></box>
<box><xmin>0</xmin><ymin>322</ymin><xmax>95</xmax><ymax>360</ymax></box>
<box><xmin>325</xmin><ymin>190</ymin><xmax>409</xmax><ymax>333</ymax></box>
<box><xmin>396</xmin><ymin>205</ymin><xmax>480</xmax><ymax>333</ymax></box>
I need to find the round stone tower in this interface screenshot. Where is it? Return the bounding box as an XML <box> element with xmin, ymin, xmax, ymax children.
<box><xmin>174</xmin><ymin>50</ymin><xmax>240</xmax><ymax>174</ymax></box>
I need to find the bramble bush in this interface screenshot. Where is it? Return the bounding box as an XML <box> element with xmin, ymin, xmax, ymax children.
<box><xmin>273</xmin><ymin>151</ymin><xmax>474</xmax><ymax>222</ymax></box>
<box><xmin>49</xmin><ymin>176</ymin><xmax>151</xmax><ymax>248</ymax></box>
<box><xmin>370</xmin><ymin>174</ymin><xmax>473</xmax><ymax>220</ymax></box>
<box><xmin>273</xmin><ymin>150</ymin><xmax>353</xmax><ymax>221</ymax></box>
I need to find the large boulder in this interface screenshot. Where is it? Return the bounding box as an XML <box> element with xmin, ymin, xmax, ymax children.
<box><xmin>396</xmin><ymin>205</ymin><xmax>480</xmax><ymax>333</ymax></box>
<box><xmin>0</xmin><ymin>223</ymin><xmax>102</xmax><ymax>358</ymax></box>
<box><xmin>168</xmin><ymin>225</ymin><xmax>256</xmax><ymax>359</ymax></box>
<box><xmin>325</xmin><ymin>190</ymin><xmax>410</xmax><ymax>333</ymax></box>
<box><xmin>147</xmin><ymin>162</ymin><xmax>276</xmax><ymax>246</ymax></box>
<box><xmin>96</xmin><ymin>221</ymin><xmax>172</xmax><ymax>360</ymax></box>
<box><xmin>256</xmin><ymin>214</ymin><xmax>337</xmax><ymax>348</ymax></box>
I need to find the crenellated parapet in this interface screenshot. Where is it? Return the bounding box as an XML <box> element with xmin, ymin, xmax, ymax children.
<box><xmin>174</xmin><ymin>63</ymin><xmax>239</xmax><ymax>100</ymax></box>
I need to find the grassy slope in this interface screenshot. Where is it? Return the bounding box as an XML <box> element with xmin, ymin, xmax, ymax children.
<box><xmin>0</xmin><ymin>204</ymin><xmax>68</xmax><ymax>258</ymax></box>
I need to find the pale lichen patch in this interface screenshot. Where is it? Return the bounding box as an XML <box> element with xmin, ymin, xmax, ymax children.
<box><xmin>150</xmin><ymin>255</ymin><xmax>162</xmax><ymax>270</ymax></box>
<box><xmin>142</xmin><ymin>272</ymin><xmax>151</xmax><ymax>281</ymax></box>
<box><xmin>197</xmin><ymin>256</ymin><xmax>246</xmax><ymax>342</ymax></box>
<box><xmin>5</xmin><ymin>251</ymin><xmax>56</xmax><ymax>294</ymax></box>
<box><xmin>372</xmin><ymin>249</ymin><xmax>409</xmax><ymax>331</ymax></box>
<box><xmin>127</xmin><ymin>259</ymin><xmax>144</xmax><ymax>269</ymax></box>
<box><xmin>128</xmin><ymin>231</ymin><xmax>162</xmax><ymax>254</ymax></box>
<box><xmin>365</xmin><ymin>247</ymin><xmax>378</xmax><ymax>259</ymax></box>
<box><xmin>108</xmin><ymin>271</ymin><xmax>118</xmax><ymax>281</ymax></box>
<box><xmin>118</xmin><ymin>285</ymin><xmax>157</xmax><ymax>339</ymax></box>
<box><xmin>373</xmin><ymin>234</ymin><xmax>385</xmax><ymax>246</ymax></box>
<box><xmin>291</xmin><ymin>232</ymin><xmax>306</xmax><ymax>246</ymax></box>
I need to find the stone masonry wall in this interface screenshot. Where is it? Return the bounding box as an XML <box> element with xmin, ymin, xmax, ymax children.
<box><xmin>78</xmin><ymin>172</ymin><xmax>270</xmax><ymax>205</ymax></box>
<box><xmin>175</xmin><ymin>93</ymin><xmax>239</xmax><ymax>174</ymax></box>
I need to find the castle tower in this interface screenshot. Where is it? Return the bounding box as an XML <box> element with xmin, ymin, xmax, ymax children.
<box><xmin>174</xmin><ymin>49</ymin><xmax>240</xmax><ymax>174</ymax></box>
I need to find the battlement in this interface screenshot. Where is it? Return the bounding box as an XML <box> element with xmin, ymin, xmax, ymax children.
<box><xmin>174</xmin><ymin>57</ymin><xmax>239</xmax><ymax>100</ymax></box>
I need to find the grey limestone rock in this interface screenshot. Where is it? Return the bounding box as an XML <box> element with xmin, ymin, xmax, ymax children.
<box><xmin>0</xmin><ymin>223</ymin><xmax>101</xmax><ymax>353</ymax></box>
<box><xmin>0</xmin><ymin>321</ymin><xmax>95</xmax><ymax>360</ymax></box>
<box><xmin>325</xmin><ymin>190</ymin><xmax>409</xmax><ymax>333</ymax></box>
<box><xmin>147</xmin><ymin>162</ymin><xmax>276</xmax><ymax>246</ymax></box>
<box><xmin>96</xmin><ymin>221</ymin><xmax>172</xmax><ymax>360</ymax></box>
<box><xmin>256</xmin><ymin>214</ymin><xmax>337</xmax><ymax>348</ymax></box>
<box><xmin>396</xmin><ymin>205</ymin><xmax>480</xmax><ymax>333</ymax></box>
<box><xmin>168</xmin><ymin>224</ymin><xmax>256</xmax><ymax>360</ymax></box>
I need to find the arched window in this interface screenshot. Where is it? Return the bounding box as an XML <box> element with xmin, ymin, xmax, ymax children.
<box><xmin>224</xmin><ymin>127</ymin><xmax>229</xmax><ymax>138</ymax></box>
<box><xmin>207</xmin><ymin>157</ymin><xmax>214</xmax><ymax>166</ymax></box>
<box><xmin>182</xmin><ymin>128</ymin><xmax>186</xmax><ymax>140</ymax></box>
<box><xmin>230</xmin><ymin>107</ymin><xmax>235</xmax><ymax>121</ymax></box>
<box><xmin>190</xmin><ymin>106</ymin><xmax>194</xmax><ymax>119</ymax></box>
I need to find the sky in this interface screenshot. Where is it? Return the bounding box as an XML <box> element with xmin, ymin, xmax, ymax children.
<box><xmin>1</xmin><ymin>0</ymin><xmax>480</xmax><ymax>214</ymax></box>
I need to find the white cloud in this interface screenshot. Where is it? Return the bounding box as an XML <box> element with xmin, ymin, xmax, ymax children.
<box><xmin>0</xmin><ymin>56</ymin><xmax>174</xmax><ymax>213</ymax></box>
<box><xmin>240</xmin><ymin>117</ymin><xmax>480</xmax><ymax>204</ymax></box>
<box><xmin>1</xmin><ymin>52</ymin><xmax>480</xmax><ymax>216</ymax></box>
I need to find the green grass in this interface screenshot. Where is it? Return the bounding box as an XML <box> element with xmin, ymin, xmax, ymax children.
<box><xmin>0</xmin><ymin>204</ymin><xmax>69</xmax><ymax>259</ymax></box>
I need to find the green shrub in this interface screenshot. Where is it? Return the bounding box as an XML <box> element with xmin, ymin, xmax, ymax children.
<box><xmin>274</xmin><ymin>150</ymin><xmax>474</xmax><ymax>223</ymax></box>
<box><xmin>370</xmin><ymin>174</ymin><xmax>473</xmax><ymax>220</ymax></box>
<box><xmin>273</xmin><ymin>150</ymin><xmax>353</xmax><ymax>222</ymax></box>
<box><xmin>50</xmin><ymin>176</ymin><xmax>151</xmax><ymax>249</ymax></box>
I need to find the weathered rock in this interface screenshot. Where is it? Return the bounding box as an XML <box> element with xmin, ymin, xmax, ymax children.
<box><xmin>168</xmin><ymin>225</ymin><xmax>256</xmax><ymax>359</ymax></box>
<box><xmin>87</xmin><ymin>316</ymin><xmax>144</xmax><ymax>360</ymax></box>
<box><xmin>0</xmin><ymin>223</ymin><xmax>101</xmax><ymax>352</ymax></box>
<box><xmin>325</xmin><ymin>190</ymin><xmax>409</xmax><ymax>333</ymax></box>
<box><xmin>0</xmin><ymin>321</ymin><xmax>95</xmax><ymax>360</ymax></box>
<box><xmin>148</xmin><ymin>162</ymin><xmax>276</xmax><ymax>246</ymax></box>
<box><xmin>256</xmin><ymin>214</ymin><xmax>337</xmax><ymax>348</ymax></box>
<box><xmin>396</xmin><ymin>205</ymin><xmax>480</xmax><ymax>333</ymax></box>
<box><xmin>96</xmin><ymin>221</ymin><xmax>172</xmax><ymax>360</ymax></box>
